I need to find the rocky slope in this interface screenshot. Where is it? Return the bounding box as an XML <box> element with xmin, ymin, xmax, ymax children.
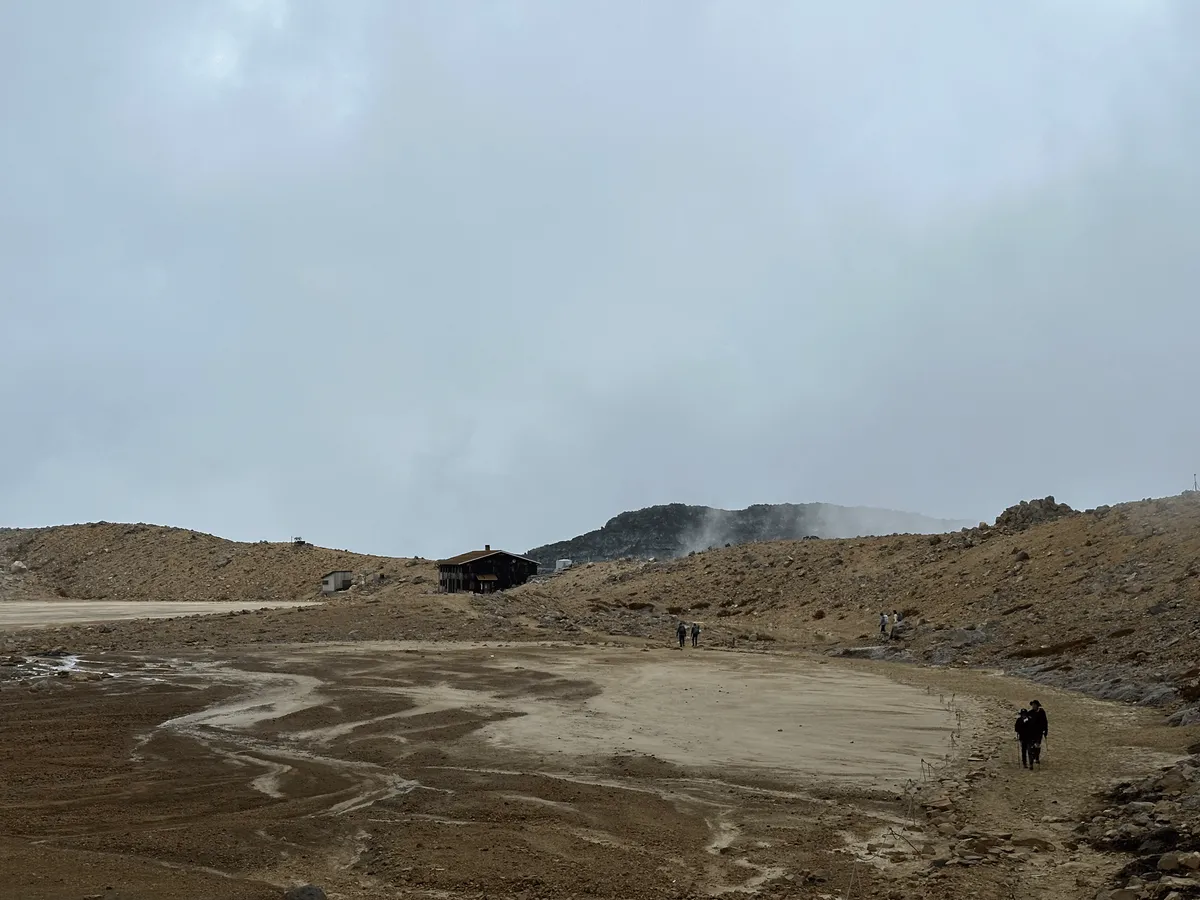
<box><xmin>527</xmin><ymin>501</ymin><xmax>972</xmax><ymax>566</ymax></box>
<box><xmin>1083</xmin><ymin>750</ymin><xmax>1200</xmax><ymax>898</ymax></box>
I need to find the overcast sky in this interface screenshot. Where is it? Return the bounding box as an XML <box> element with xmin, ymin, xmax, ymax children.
<box><xmin>2</xmin><ymin>1</ymin><xmax>1198</xmax><ymax>557</ymax></box>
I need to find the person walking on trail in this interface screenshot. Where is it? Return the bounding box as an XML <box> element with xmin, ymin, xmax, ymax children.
<box><xmin>1015</xmin><ymin>707</ymin><xmax>1043</xmax><ymax>769</ymax></box>
<box><xmin>676</xmin><ymin>621</ymin><xmax>687</xmax><ymax>649</ymax></box>
<box><xmin>690</xmin><ymin>621</ymin><xmax>701</xmax><ymax>648</ymax></box>
<box><xmin>1028</xmin><ymin>699</ymin><xmax>1048</xmax><ymax>747</ymax></box>
<box><xmin>879</xmin><ymin>611</ymin><xmax>888</xmax><ymax>638</ymax></box>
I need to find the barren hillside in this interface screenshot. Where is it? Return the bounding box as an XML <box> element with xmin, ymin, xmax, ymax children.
<box><xmin>0</xmin><ymin>522</ymin><xmax>426</xmax><ymax>604</ymax></box>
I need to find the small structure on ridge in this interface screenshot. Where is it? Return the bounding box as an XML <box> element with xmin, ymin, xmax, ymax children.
<box><xmin>321</xmin><ymin>570</ymin><xmax>353</xmax><ymax>594</ymax></box>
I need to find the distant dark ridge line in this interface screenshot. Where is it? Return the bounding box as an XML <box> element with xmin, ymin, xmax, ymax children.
<box><xmin>527</xmin><ymin>501</ymin><xmax>973</xmax><ymax>566</ymax></box>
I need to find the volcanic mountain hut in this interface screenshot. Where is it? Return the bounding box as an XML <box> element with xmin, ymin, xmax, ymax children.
<box><xmin>437</xmin><ymin>545</ymin><xmax>540</xmax><ymax>593</ymax></box>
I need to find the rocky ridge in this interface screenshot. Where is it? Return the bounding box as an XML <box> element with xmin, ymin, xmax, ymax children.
<box><xmin>527</xmin><ymin>501</ymin><xmax>972</xmax><ymax>566</ymax></box>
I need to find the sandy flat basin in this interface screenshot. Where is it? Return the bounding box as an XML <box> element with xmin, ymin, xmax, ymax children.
<box><xmin>146</xmin><ymin>642</ymin><xmax>960</xmax><ymax>788</ymax></box>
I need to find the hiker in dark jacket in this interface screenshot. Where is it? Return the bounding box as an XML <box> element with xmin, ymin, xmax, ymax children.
<box><xmin>676</xmin><ymin>621</ymin><xmax>687</xmax><ymax>649</ymax></box>
<box><xmin>1028</xmin><ymin>699</ymin><xmax>1048</xmax><ymax>741</ymax></box>
<box><xmin>1015</xmin><ymin>708</ymin><xmax>1043</xmax><ymax>768</ymax></box>
<box><xmin>690</xmin><ymin>621</ymin><xmax>700</xmax><ymax>647</ymax></box>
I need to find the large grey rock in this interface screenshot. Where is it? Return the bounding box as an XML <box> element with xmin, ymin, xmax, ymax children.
<box><xmin>284</xmin><ymin>886</ymin><xmax>327</xmax><ymax>900</ymax></box>
<box><xmin>945</xmin><ymin>627</ymin><xmax>989</xmax><ymax>648</ymax></box>
<box><xmin>1137</xmin><ymin>686</ymin><xmax>1178</xmax><ymax>707</ymax></box>
<box><xmin>1167</xmin><ymin>706</ymin><xmax>1200</xmax><ymax>727</ymax></box>
<box><xmin>1096</xmin><ymin>682</ymin><xmax>1145</xmax><ymax>703</ymax></box>
<box><xmin>831</xmin><ymin>646</ymin><xmax>911</xmax><ymax>661</ymax></box>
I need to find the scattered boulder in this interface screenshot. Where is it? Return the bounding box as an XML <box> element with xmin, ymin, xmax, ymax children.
<box><xmin>832</xmin><ymin>646</ymin><xmax>912</xmax><ymax>662</ymax></box>
<box><xmin>1137</xmin><ymin>826</ymin><xmax>1182</xmax><ymax>854</ymax></box>
<box><xmin>9</xmin><ymin>560</ymin><xmax>27</xmax><ymax>574</ymax></box>
<box><xmin>1010</xmin><ymin>835</ymin><xmax>1056</xmax><ymax>852</ymax></box>
<box><xmin>284</xmin><ymin>886</ymin><xmax>327</xmax><ymax>900</ymax></box>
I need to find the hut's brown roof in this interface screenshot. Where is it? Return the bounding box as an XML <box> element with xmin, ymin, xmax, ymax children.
<box><xmin>436</xmin><ymin>549</ymin><xmax>539</xmax><ymax>566</ymax></box>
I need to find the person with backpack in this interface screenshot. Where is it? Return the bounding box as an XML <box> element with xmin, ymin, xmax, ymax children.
<box><xmin>1028</xmin><ymin>700</ymin><xmax>1048</xmax><ymax>741</ymax></box>
<box><xmin>690</xmin><ymin>621</ymin><xmax>701</xmax><ymax>647</ymax></box>
<box><xmin>676</xmin><ymin>621</ymin><xmax>687</xmax><ymax>649</ymax></box>
<box><xmin>1015</xmin><ymin>707</ymin><xmax>1043</xmax><ymax>768</ymax></box>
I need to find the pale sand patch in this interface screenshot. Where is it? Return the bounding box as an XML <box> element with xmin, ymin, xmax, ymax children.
<box><xmin>262</xmin><ymin>643</ymin><xmax>961</xmax><ymax>785</ymax></box>
<box><xmin>479</xmin><ymin>650</ymin><xmax>960</xmax><ymax>784</ymax></box>
<box><xmin>0</xmin><ymin>600</ymin><xmax>315</xmax><ymax>629</ymax></box>
<box><xmin>136</xmin><ymin>643</ymin><xmax>962</xmax><ymax>802</ymax></box>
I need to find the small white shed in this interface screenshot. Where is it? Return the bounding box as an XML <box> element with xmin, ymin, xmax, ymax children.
<box><xmin>321</xmin><ymin>570</ymin><xmax>353</xmax><ymax>594</ymax></box>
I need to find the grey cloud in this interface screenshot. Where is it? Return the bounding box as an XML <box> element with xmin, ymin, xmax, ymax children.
<box><xmin>2</xmin><ymin>2</ymin><xmax>1198</xmax><ymax>556</ymax></box>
